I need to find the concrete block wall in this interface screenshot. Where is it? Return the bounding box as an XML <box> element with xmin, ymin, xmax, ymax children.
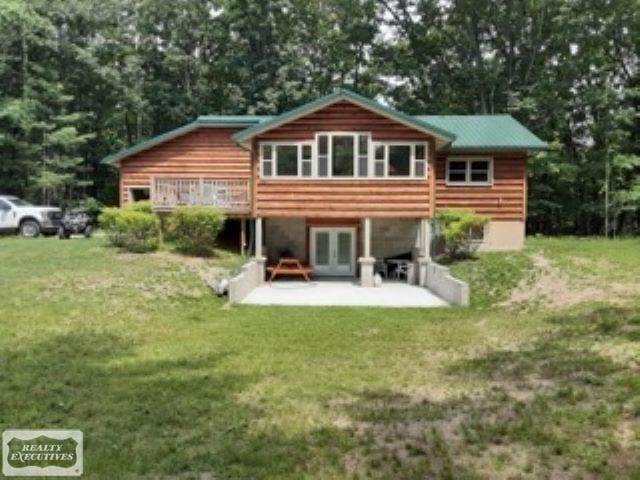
<box><xmin>421</xmin><ymin>260</ymin><xmax>470</xmax><ymax>306</ymax></box>
<box><xmin>370</xmin><ymin>219</ymin><xmax>420</xmax><ymax>259</ymax></box>
<box><xmin>228</xmin><ymin>259</ymin><xmax>262</xmax><ymax>303</ymax></box>
<box><xmin>264</xmin><ymin>218</ymin><xmax>306</xmax><ymax>264</ymax></box>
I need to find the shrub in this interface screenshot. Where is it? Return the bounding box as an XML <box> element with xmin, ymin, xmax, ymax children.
<box><xmin>76</xmin><ymin>197</ymin><xmax>104</xmax><ymax>218</ymax></box>
<box><xmin>126</xmin><ymin>200</ymin><xmax>153</xmax><ymax>214</ymax></box>
<box><xmin>435</xmin><ymin>208</ymin><xmax>489</xmax><ymax>259</ymax></box>
<box><xmin>99</xmin><ymin>207</ymin><xmax>121</xmax><ymax>241</ymax></box>
<box><xmin>99</xmin><ymin>207</ymin><xmax>160</xmax><ymax>252</ymax></box>
<box><xmin>167</xmin><ymin>206</ymin><xmax>225</xmax><ymax>256</ymax></box>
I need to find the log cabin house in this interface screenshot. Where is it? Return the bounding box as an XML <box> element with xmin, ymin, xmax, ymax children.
<box><xmin>102</xmin><ymin>89</ymin><xmax>545</xmax><ymax>293</ymax></box>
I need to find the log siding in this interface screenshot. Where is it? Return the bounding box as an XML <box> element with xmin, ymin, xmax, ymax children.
<box><xmin>435</xmin><ymin>152</ymin><xmax>527</xmax><ymax>220</ymax></box>
<box><xmin>115</xmin><ymin>104</ymin><xmax>529</xmax><ymax>223</ymax></box>
<box><xmin>255</xmin><ymin>101</ymin><xmax>435</xmax><ymax>218</ymax></box>
<box><xmin>119</xmin><ymin>128</ymin><xmax>251</xmax><ymax>205</ymax></box>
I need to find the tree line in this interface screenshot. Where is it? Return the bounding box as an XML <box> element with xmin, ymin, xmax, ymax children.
<box><xmin>0</xmin><ymin>0</ymin><xmax>638</xmax><ymax>235</ymax></box>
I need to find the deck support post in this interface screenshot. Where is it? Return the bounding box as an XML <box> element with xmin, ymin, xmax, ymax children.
<box><xmin>417</xmin><ymin>218</ymin><xmax>432</xmax><ymax>287</ymax></box>
<box><xmin>359</xmin><ymin>217</ymin><xmax>375</xmax><ymax>287</ymax></box>
<box><xmin>240</xmin><ymin>218</ymin><xmax>246</xmax><ymax>256</ymax></box>
<box><xmin>255</xmin><ymin>217</ymin><xmax>263</xmax><ymax>258</ymax></box>
<box><xmin>254</xmin><ymin>217</ymin><xmax>266</xmax><ymax>283</ymax></box>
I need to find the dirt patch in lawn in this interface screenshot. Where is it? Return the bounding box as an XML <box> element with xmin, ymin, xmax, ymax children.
<box><xmin>501</xmin><ymin>254</ymin><xmax>640</xmax><ymax>309</ymax></box>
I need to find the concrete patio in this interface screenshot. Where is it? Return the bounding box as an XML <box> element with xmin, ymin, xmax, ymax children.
<box><xmin>241</xmin><ymin>280</ymin><xmax>449</xmax><ymax>308</ymax></box>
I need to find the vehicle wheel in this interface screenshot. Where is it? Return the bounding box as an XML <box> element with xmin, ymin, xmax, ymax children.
<box><xmin>83</xmin><ymin>225</ymin><xmax>93</xmax><ymax>238</ymax></box>
<box><xmin>19</xmin><ymin>220</ymin><xmax>41</xmax><ymax>238</ymax></box>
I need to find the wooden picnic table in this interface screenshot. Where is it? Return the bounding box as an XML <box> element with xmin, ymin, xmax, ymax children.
<box><xmin>266</xmin><ymin>257</ymin><xmax>313</xmax><ymax>282</ymax></box>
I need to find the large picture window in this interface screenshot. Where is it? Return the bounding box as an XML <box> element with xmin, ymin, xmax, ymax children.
<box><xmin>446</xmin><ymin>158</ymin><xmax>493</xmax><ymax>185</ymax></box>
<box><xmin>388</xmin><ymin>145</ymin><xmax>411</xmax><ymax>176</ymax></box>
<box><xmin>332</xmin><ymin>135</ymin><xmax>354</xmax><ymax>176</ymax></box>
<box><xmin>276</xmin><ymin>145</ymin><xmax>298</xmax><ymax>176</ymax></box>
<box><xmin>259</xmin><ymin>134</ymin><xmax>428</xmax><ymax>179</ymax></box>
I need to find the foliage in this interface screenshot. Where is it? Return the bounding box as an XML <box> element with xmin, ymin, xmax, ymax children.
<box><xmin>97</xmin><ymin>207</ymin><xmax>119</xmax><ymax>234</ymax></box>
<box><xmin>0</xmin><ymin>0</ymin><xmax>637</xmax><ymax>234</ymax></box>
<box><xmin>74</xmin><ymin>196</ymin><xmax>103</xmax><ymax>218</ymax></box>
<box><xmin>125</xmin><ymin>200</ymin><xmax>153</xmax><ymax>214</ymax></box>
<box><xmin>99</xmin><ymin>207</ymin><xmax>160</xmax><ymax>252</ymax></box>
<box><xmin>435</xmin><ymin>208</ymin><xmax>490</xmax><ymax>259</ymax></box>
<box><xmin>167</xmin><ymin>206</ymin><xmax>225</xmax><ymax>256</ymax></box>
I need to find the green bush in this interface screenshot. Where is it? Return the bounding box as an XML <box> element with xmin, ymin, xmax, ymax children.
<box><xmin>76</xmin><ymin>197</ymin><xmax>104</xmax><ymax>218</ymax></box>
<box><xmin>167</xmin><ymin>206</ymin><xmax>225</xmax><ymax>256</ymax></box>
<box><xmin>99</xmin><ymin>207</ymin><xmax>160</xmax><ymax>252</ymax></box>
<box><xmin>98</xmin><ymin>207</ymin><xmax>121</xmax><ymax>239</ymax></box>
<box><xmin>435</xmin><ymin>208</ymin><xmax>489</xmax><ymax>260</ymax></box>
<box><xmin>126</xmin><ymin>200</ymin><xmax>153</xmax><ymax>214</ymax></box>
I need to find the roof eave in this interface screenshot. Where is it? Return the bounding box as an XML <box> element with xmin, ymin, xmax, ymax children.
<box><xmin>443</xmin><ymin>143</ymin><xmax>548</xmax><ymax>153</ymax></box>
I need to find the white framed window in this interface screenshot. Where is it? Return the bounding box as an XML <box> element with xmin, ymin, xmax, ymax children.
<box><xmin>260</xmin><ymin>134</ymin><xmax>429</xmax><ymax>179</ymax></box>
<box><xmin>374</xmin><ymin>144</ymin><xmax>386</xmax><ymax>177</ymax></box>
<box><xmin>446</xmin><ymin>157</ymin><xmax>493</xmax><ymax>186</ymax></box>
<box><xmin>372</xmin><ymin>142</ymin><xmax>429</xmax><ymax>178</ymax></box>
<box><xmin>301</xmin><ymin>143</ymin><xmax>313</xmax><ymax>176</ymax></box>
<box><xmin>315</xmin><ymin>132</ymin><xmax>370</xmax><ymax>178</ymax></box>
<box><xmin>260</xmin><ymin>142</ymin><xmax>313</xmax><ymax>178</ymax></box>
<box><xmin>260</xmin><ymin>144</ymin><xmax>274</xmax><ymax>177</ymax></box>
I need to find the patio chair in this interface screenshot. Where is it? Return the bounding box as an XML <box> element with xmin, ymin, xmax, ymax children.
<box><xmin>391</xmin><ymin>262</ymin><xmax>410</xmax><ymax>280</ymax></box>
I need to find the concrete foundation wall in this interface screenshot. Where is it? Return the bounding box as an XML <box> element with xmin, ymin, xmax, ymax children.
<box><xmin>264</xmin><ymin>218</ymin><xmax>306</xmax><ymax>264</ymax></box>
<box><xmin>478</xmin><ymin>220</ymin><xmax>525</xmax><ymax>251</ymax></box>
<box><xmin>420</xmin><ymin>260</ymin><xmax>469</xmax><ymax>306</ymax></box>
<box><xmin>370</xmin><ymin>219</ymin><xmax>420</xmax><ymax>259</ymax></box>
<box><xmin>228</xmin><ymin>258</ymin><xmax>264</xmax><ymax>303</ymax></box>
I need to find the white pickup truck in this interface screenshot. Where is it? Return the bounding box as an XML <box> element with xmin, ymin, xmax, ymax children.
<box><xmin>0</xmin><ymin>195</ymin><xmax>63</xmax><ymax>237</ymax></box>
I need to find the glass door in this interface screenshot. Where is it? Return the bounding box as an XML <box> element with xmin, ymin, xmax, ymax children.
<box><xmin>310</xmin><ymin>227</ymin><xmax>355</xmax><ymax>276</ymax></box>
<box><xmin>312</xmin><ymin>230</ymin><xmax>332</xmax><ymax>274</ymax></box>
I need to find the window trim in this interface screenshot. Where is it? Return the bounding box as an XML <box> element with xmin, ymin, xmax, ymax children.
<box><xmin>445</xmin><ymin>157</ymin><xmax>493</xmax><ymax>186</ymax></box>
<box><xmin>315</xmin><ymin>131</ymin><xmax>368</xmax><ymax>179</ymax></box>
<box><xmin>260</xmin><ymin>141</ymin><xmax>313</xmax><ymax>178</ymax></box>
<box><xmin>259</xmin><ymin>133</ymin><xmax>429</xmax><ymax>180</ymax></box>
<box><xmin>372</xmin><ymin>141</ymin><xmax>429</xmax><ymax>178</ymax></box>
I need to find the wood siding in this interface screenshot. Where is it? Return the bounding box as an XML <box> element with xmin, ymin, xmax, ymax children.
<box><xmin>256</xmin><ymin>179</ymin><xmax>432</xmax><ymax>218</ymax></box>
<box><xmin>114</xmin><ymin>103</ymin><xmax>529</xmax><ymax>222</ymax></box>
<box><xmin>435</xmin><ymin>152</ymin><xmax>527</xmax><ymax>221</ymax></box>
<box><xmin>255</xmin><ymin>100</ymin><xmax>435</xmax><ymax>218</ymax></box>
<box><xmin>119</xmin><ymin>128</ymin><xmax>251</xmax><ymax>204</ymax></box>
<box><xmin>257</xmin><ymin>100</ymin><xmax>436</xmax><ymax>141</ymax></box>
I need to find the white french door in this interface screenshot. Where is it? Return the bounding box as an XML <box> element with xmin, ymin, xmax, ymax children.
<box><xmin>310</xmin><ymin>227</ymin><xmax>356</xmax><ymax>276</ymax></box>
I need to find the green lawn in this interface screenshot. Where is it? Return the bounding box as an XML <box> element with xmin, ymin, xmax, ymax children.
<box><xmin>1</xmin><ymin>236</ymin><xmax>639</xmax><ymax>479</ymax></box>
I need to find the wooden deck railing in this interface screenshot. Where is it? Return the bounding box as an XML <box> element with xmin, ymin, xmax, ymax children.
<box><xmin>152</xmin><ymin>178</ymin><xmax>251</xmax><ymax>212</ymax></box>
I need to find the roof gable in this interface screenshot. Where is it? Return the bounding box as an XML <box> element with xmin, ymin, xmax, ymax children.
<box><xmin>231</xmin><ymin>89</ymin><xmax>456</xmax><ymax>147</ymax></box>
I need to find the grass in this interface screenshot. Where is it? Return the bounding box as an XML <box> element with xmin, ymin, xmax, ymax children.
<box><xmin>1</xmin><ymin>235</ymin><xmax>640</xmax><ymax>478</ymax></box>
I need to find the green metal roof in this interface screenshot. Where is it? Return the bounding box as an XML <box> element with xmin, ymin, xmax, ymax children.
<box><xmin>416</xmin><ymin>115</ymin><xmax>546</xmax><ymax>151</ymax></box>
<box><xmin>102</xmin><ymin>95</ymin><xmax>546</xmax><ymax>165</ymax></box>
<box><xmin>231</xmin><ymin>89</ymin><xmax>457</xmax><ymax>145</ymax></box>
